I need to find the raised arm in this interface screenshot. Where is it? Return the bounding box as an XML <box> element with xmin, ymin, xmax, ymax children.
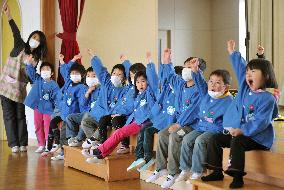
<box><xmin>227</xmin><ymin>40</ymin><xmax>247</xmax><ymax>86</ymax></box>
<box><xmin>25</xmin><ymin>55</ymin><xmax>40</xmax><ymax>82</ymax></box>
<box><xmin>88</xmin><ymin>49</ymin><xmax>112</xmax><ymax>87</ymax></box>
<box><xmin>120</xmin><ymin>54</ymin><xmax>131</xmax><ymax>80</ymax></box>
<box><xmin>59</xmin><ymin>54</ymin><xmax>78</xmax><ymax>82</ymax></box>
<box><xmin>146</xmin><ymin>52</ymin><xmax>159</xmax><ymax>94</ymax></box>
<box><xmin>191</xmin><ymin>58</ymin><xmax>208</xmax><ymax>97</ymax></box>
<box><xmin>2</xmin><ymin>2</ymin><xmax>25</xmax><ymax>56</ymax></box>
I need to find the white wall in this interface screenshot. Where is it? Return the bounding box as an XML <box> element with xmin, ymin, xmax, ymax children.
<box><xmin>18</xmin><ymin>0</ymin><xmax>41</xmax><ymax>141</ymax></box>
<box><xmin>158</xmin><ymin>0</ymin><xmax>212</xmax><ymax>75</ymax></box>
<box><xmin>159</xmin><ymin>0</ymin><xmax>239</xmax><ymax>85</ymax></box>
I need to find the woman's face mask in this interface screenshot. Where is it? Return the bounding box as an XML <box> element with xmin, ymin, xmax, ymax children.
<box><xmin>29</xmin><ymin>38</ymin><xmax>40</xmax><ymax>49</ymax></box>
<box><xmin>182</xmin><ymin>68</ymin><xmax>192</xmax><ymax>81</ymax></box>
<box><xmin>208</xmin><ymin>90</ymin><xmax>224</xmax><ymax>99</ymax></box>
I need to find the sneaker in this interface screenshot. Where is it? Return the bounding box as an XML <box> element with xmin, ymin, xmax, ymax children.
<box><xmin>69</xmin><ymin>138</ymin><xmax>83</xmax><ymax>147</ymax></box>
<box><xmin>20</xmin><ymin>146</ymin><xmax>27</xmax><ymax>152</ymax></box>
<box><xmin>82</xmin><ymin>136</ymin><xmax>99</xmax><ymax>149</ymax></box>
<box><xmin>190</xmin><ymin>172</ymin><xmax>203</xmax><ymax>180</ymax></box>
<box><xmin>137</xmin><ymin>158</ymin><xmax>155</xmax><ymax>172</ymax></box>
<box><xmin>81</xmin><ymin>149</ymin><xmax>94</xmax><ymax>158</ymax></box>
<box><xmin>51</xmin><ymin>153</ymin><xmax>64</xmax><ymax>161</ymax></box>
<box><xmin>116</xmin><ymin>146</ymin><xmax>130</xmax><ymax>154</ymax></box>
<box><xmin>91</xmin><ymin>142</ymin><xmax>101</xmax><ymax>149</ymax></box>
<box><xmin>11</xmin><ymin>146</ymin><xmax>20</xmax><ymax>153</ymax></box>
<box><xmin>86</xmin><ymin>156</ymin><xmax>105</xmax><ymax>164</ymax></box>
<box><xmin>50</xmin><ymin>144</ymin><xmax>60</xmax><ymax>153</ymax></box>
<box><xmin>127</xmin><ymin>158</ymin><xmax>146</xmax><ymax>172</ymax></box>
<box><xmin>41</xmin><ymin>150</ymin><xmax>52</xmax><ymax>157</ymax></box>
<box><xmin>35</xmin><ymin>146</ymin><xmax>45</xmax><ymax>153</ymax></box>
<box><xmin>145</xmin><ymin>169</ymin><xmax>168</xmax><ymax>183</ymax></box>
<box><xmin>67</xmin><ymin>137</ymin><xmax>75</xmax><ymax>145</ymax></box>
<box><xmin>161</xmin><ymin>174</ymin><xmax>177</xmax><ymax>189</ymax></box>
<box><xmin>175</xmin><ymin>170</ymin><xmax>190</xmax><ymax>182</ymax></box>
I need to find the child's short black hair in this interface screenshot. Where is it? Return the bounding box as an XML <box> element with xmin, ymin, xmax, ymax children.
<box><xmin>174</xmin><ymin>66</ymin><xmax>183</xmax><ymax>76</ymax></box>
<box><xmin>210</xmin><ymin>69</ymin><xmax>232</xmax><ymax>85</ymax></box>
<box><xmin>184</xmin><ymin>57</ymin><xmax>206</xmax><ymax>72</ymax></box>
<box><xmin>184</xmin><ymin>57</ymin><xmax>195</xmax><ymax>64</ymax></box>
<box><xmin>198</xmin><ymin>58</ymin><xmax>206</xmax><ymax>72</ymax></box>
<box><xmin>111</xmin><ymin>64</ymin><xmax>126</xmax><ymax>78</ymax></box>
<box><xmin>86</xmin><ymin>67</ymin><xmax>93</xmax><ymax>73</ymax></box>
<box><xmin>129</xmin><ymin>63</ymin><xmax>146</xmax><ymax>83</ymax></box>
<box><xmin>247</xmin><ymin>59</ymin><xmax>278</xmax><ymax>89</ymax></box>
<box><xmin>40</xmin><ymin>62</ymin><xmax>54</xmax><ymax>73</ymax></box>
<box><xmin>134</xmin><ymin>71</ymin><xmax>147</xmax><ymax>97</ymax></box>
<box><xmin>70</xmin><ymin>62</ymin><xmax>86</xmax><ymax>76</ymax></box>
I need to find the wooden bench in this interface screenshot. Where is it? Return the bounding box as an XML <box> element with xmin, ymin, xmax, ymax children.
<box><xmin>64</xmin><ymin>146</ymin><xmax>139</xmax><ymax>182</ymax></box>
<box><xmin>191</xmin><ymin>148</ymin><xmax>284</xmax><ymax>190</ymax></box>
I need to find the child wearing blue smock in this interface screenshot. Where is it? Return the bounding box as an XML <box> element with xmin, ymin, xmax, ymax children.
<box><xmin>66</xmin><ymin>66</ymin><xmax>101</xmax><ymax>147</ymax></box>
<box><xmin>83</xmin><ymin>71</ymin><xmax>156</xmax><ymax>164</ymax></box>
<box><xmin>24</xmin><ymin>58</ymin><xmax>60</xmax><ymax>153</ymax></box>
<box><xmin>201</xmin><ymin>40</ymin><xmax>278</xmax><ymax>189</ymax></box>
<box><xmin>175</xmin><ymin>64</ymin><xmax>233</xmax><ymax>184</ymax></box>
<box><xmin>81</xmin><ymin>51</ymin><xmax>130</xmax><ymax>149</ymax></box>
<box><xmin>146</xmin><ymin>49</ymin><xmax>205</xmax><ymax>189</ymax></box>
<box><xmin>50</xmin><ymin>54</ymin><xmax>87</xmax><ymax>161</ymax></box>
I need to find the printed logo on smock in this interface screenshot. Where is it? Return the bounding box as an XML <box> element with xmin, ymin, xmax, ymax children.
<box><xmin>204</xmin><ymin>111</ymin><xmax>214</xmax><ymax>123</ymax></box>
<box><xmin>43</xmin><ymin>93</ymin><xmax>50</xmax><ymax>101</ymax></box>
<box><xmin>91</xmin><ymin>101</ymin><xmax>96</xmax><ymax>108</ymax></box>
<box><xmin>67</xmin><ymin>98</ymin><xmax>72</xmax><ymax>106</ymax></box>
<box><xmin>140</xmin><ymin>99</ymin><xmax>147</xmax><ymax>107</ymax></box>
<box><xmin>245</xmin><ymin>104</ymin><xmax>255</xmax><ymax>122</ymax></box>
<box><xmin>182</xmin><ymin>99</ymin><xmax>190</xmax><ymax>111</ymax></box>
<box><xmin>167</xmin><ymin>106</ymin><xmax>175</xmax><ymax>115</ymax></box>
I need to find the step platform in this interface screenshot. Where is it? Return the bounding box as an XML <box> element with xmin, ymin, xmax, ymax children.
<box><xmin>64</xmin><ymin>146</ymin><xmax>139</xmax><ymax>181</ymax></box>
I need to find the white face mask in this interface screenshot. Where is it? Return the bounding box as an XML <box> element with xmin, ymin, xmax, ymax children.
<box><xmin>86</xmin><ymin>77</ymin><xmax>99</xmax><ymax>87</ymax></box>
<box><xmin>111</xmin><ymin>75</ymin><xmax>122</xmax><ymax>87</ymax></box>
<box><xmin>41</xmin><ymin>70</ymin><xmax>51</xmax><ymax>80</ymax></box>
<box><xmin>208</xmin><ymin>90</ymin><xmax>224</xmax><ymax>99</ymax></box>
<box><xmin>131</xmin><ymin>79</ymin><xmax>135</xmax><ymax>85</ymax></box>
<box><xmin>182</xmin><ymin>68</ymin><xmax>192</xmax><ymax>81</ymax></box>
<box><xmin>29</xmin><ymin>38</ymin><xmax>40</xmax><ymax>49</ymax></box>
<box><xmin>70</xmin><ymin>74</ymin><xmax>82</xmax><ymax>83</ymax></box>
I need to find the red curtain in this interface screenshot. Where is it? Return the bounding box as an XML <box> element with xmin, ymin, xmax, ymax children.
<box><xmin>56</xmin><ymin>0</ymin><xmax>85</xmax><ymax>86</ymax></box>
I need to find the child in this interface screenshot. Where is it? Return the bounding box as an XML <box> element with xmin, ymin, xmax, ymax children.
<box><xmin>66</xmin><ymin>67</ymin><xmax>101</xmax><ymax>147</ymax></box>
<box><xmin>81</xmin><ymin>50</ymin><xmax>129</xmax><ymax>149</ymax></box>
<box><xmin>175</xmin><ymin>63</ymin><xmax>233</xmax><ymax>183</ymax></box>
<box><xmin>146</xmin><ymin>49</ymin><xmax>205</xmax><ymax>189</ymax></box>
<box><xmin>83</xmin><ymin>70</ymin><xmax>156</xmax><ymax>163</ymax></box>
<box><xmin>24</xmin><ymin>57</ymin><xmax>60</xmax><ymax>153</ymax></box>
<box><xmin>91</xmin><ymin>61</ymin><xmax>147</xmax><ymax>154</ymax></box>
<box><xmin>126</xmin><ymin>53</ymin><xmax>181</xmax><ymax>172</ymax></box>
<box><xmin>50</xmin><ymin>54</ymin><xmax>87</xmax><ymax>161</ymax></box>
<box><xmin>201</xmin><ymin>40</ymin><xmax>278</xmax><ymax>189</ymax></box>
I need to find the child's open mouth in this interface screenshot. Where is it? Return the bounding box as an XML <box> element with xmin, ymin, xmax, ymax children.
<box><xmin>248</xmin><ymin>79</ymin><xmax>253</xmax><ymax>86</ymax></box>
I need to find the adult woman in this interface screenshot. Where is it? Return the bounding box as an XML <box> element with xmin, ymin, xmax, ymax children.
<box><xmin>0</xmin><ymin>2</ymin><xmax>48</xmax><ymax>153</ymax></box>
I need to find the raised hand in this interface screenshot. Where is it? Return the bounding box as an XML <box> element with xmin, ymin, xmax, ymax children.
<box><xmin>120</xmin><ymin>54</ymin><xmax>126</xmax><ymax>63</ymax></box>
<box><xmin>163</xmin><ymin>48</ymin><xmax>171</xmax><ymax>64</ymax></box>
<box><xmin>72</xmin><ymin>53</ymin><xmax>82</xmax><ymax>62</ymax></box>
<box><xmin>257</xmin><ymin>45</ymin><xmax>264</xmax><ymax>55</ymax></box>
<box><xmin>146</xmin><ymin>51</ymin><xmax>152</xmax><ymax>64</ymax></box>
<box><xmin>59</xmin><ymin>54</ymin><xmax>65</xmax><ymax>64</ymax></box>
<box><xmin>227</xmin><ymin>40</ymin><xmax>235</xmax><ymax>55</ymax></box>
<box><xmin>87</xmin><ymin>49</ymin><xmax>95</xmax><ymax>57</ymax></box>
<box><xmin>190</xmin><ymin>58</ymin><xmax>199</xmax><ymax>73</ymax></box>
<box><xmin>2</xmin><ymin>1</ymin><xmax>12</xmax><ymax>20</ymax></box>
<box><xmin>25</xmin><ymin>54</ymin><xmax>34</xmax><ymax>64</ymax></box>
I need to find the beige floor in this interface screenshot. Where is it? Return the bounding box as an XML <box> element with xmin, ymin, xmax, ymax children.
<box><xmin>0</xmin><ymin>141</ymin><xmax>161</xmax><ymax>190</ymax></box>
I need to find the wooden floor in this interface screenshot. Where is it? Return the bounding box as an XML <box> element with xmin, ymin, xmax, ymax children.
<box><xmin>0</xmin><ymin>141</ymin><xmax>161</xmax><ymax>190</ymax></box>
<box><xmin>0</xmin><ymin>118</ymin><xmax>283</xmax><ymax>190</ymax></box>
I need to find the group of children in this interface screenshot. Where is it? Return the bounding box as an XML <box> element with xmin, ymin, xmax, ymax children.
<box><xmin>23</xmin><ymin>40</ymin><xmax>278</xmax><ymax>189</ymax></box>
